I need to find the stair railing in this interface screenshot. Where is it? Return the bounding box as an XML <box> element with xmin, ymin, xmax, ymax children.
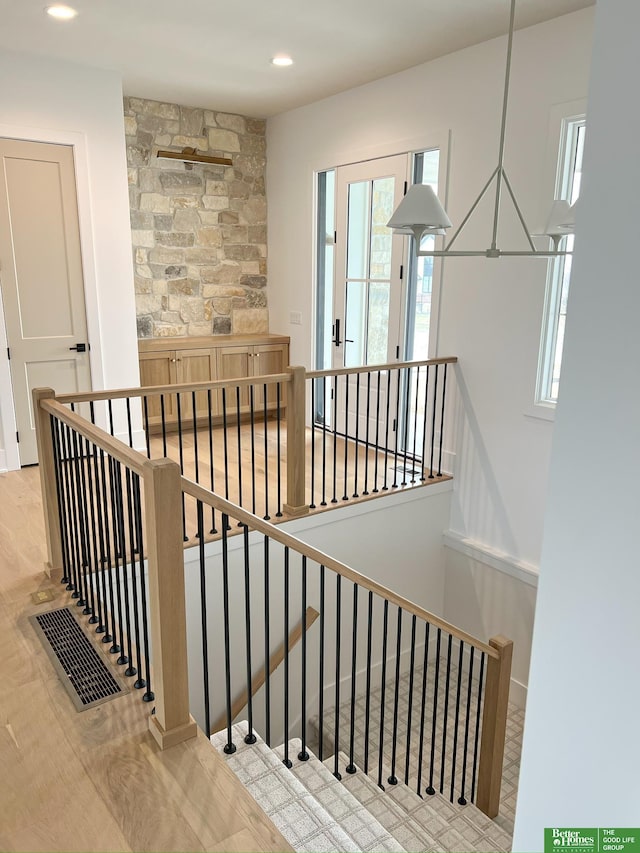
<box><xmin>182</xmin><ymin>476</ymin><xmax>513</xmax><ymax>818</ymax></box>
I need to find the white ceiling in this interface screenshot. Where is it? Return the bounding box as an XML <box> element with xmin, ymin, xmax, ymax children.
<box><xmin>0</xmin><ymin>0</ymin><xmax>594</xmax><ymax>118</ymax></box>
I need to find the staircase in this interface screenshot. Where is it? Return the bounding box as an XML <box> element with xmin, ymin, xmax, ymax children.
<box><xmin>212</xmin><ymin>721</ymin><xmax>513</xmax><ymax>853</ymax></box>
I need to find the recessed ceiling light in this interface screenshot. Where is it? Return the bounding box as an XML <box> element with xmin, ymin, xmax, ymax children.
<box><xmin>271</xmin><ymin>55</ymin><xmax>293</xmax><ymax>67</ymax></box>
<box><xmin>45</xmin><ymin>4</ymin><xmax>78</xmax><ymax>20</ymax></box>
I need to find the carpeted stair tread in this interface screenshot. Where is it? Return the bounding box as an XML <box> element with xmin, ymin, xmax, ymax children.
<box><xmin>384</xmin><ymin>780</ymin><xmax>511</xmax><ymax>853</ymax></box>
<box><xmin>211</xmin><ymin>722</ymin><xmax>360</xmax><ymax>852</ymax></box>
<box><xmin>274</xmin><ymin>738</ymin><xmax>406</xmax><ymax>853</ymax></box>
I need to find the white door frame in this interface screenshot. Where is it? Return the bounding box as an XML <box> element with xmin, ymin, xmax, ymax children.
<box><xmin>310</xmin><ymin>128</ymin><xmax>451</xmax><ymax>382</ymax></box>
<box><xmin>0</xmin><ymin>123</ymin><xmax>102</xmax><ymax>472</ymax></box>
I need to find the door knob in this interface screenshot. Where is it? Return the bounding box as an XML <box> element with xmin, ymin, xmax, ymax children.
<box><xmin>69</xmin><ymin>343</ymin><xmax>87</xmax><ymax>352</ymax></box>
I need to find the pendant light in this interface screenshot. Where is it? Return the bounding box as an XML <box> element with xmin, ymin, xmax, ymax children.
<box><xmin>387</xmin><ymin>0</ymin><xmax>575</xmax><ymax>259</ymax></box>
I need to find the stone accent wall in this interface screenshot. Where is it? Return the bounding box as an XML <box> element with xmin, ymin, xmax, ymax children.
<box><xmin>124</xmin><ymin>96</ymin><xmax>268</xmax><ymax>338</ymax></box>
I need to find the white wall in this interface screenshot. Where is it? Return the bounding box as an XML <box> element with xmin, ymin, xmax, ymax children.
<box><xmin>266</xmin><ymin>9</ymin><xmax>594</xmax><ymax>571</ymax></box>
<box><xmin>513</xmin><ymin>0</ymin><xmax>640</xmax><ymax>846</ymax></box>
<box><xmin>0</xmin><ymin>49</ymin><xmax>139</xmax><ymax>467</ymax></box>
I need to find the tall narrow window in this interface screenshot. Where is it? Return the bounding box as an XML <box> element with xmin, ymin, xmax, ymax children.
<box><xmin>404</xmin><ymin>149</ymin><xmax>440</xmax><ymax>359</ymax></box>
<box><xmin>537</xmin><ymin>118</ymin><xmax>585</xmax><ymax>405</ymax></box>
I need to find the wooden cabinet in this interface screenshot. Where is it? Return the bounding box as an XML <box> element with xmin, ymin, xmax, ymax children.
<box><xmin>138</xmin><ymin>334</ymin><xmax>290</xmax><ymax>431</ymax></box>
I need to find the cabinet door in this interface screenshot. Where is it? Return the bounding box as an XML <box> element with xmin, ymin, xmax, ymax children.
<box><xmin>139</xmin><ymin>351</ymin><xmax>177</xmax><ymax>427</ymax></box>
<box><xmin>176</xmin><ymin>348</ymin><xmax>218</xmax><ymax>422</ymax></box>
<box><xmin>216</xmin><ymin>345</ymin><xmax>252</xmax><ymax>415</ymax></box>
<box><xmin>252</xmin><ymin>344</ymin><xmax>289</xmax><ymax>410</ymax></box>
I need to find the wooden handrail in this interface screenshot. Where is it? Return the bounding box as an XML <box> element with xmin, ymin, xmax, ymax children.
<box><xmin>210</xmin><ymin>606</ymin><xmax>320</xmax><ymax>735</ymax></box>
<box><xmin>306</xmin><ymin>355</ymin><xmax>458</xmax><ymax>380</ymax></box>
<box><xmin>56</xmin><ymin>371</ymin><xmax>293</xmax><ymax>405</ymax></box>
<box><xmin>40</xmin><ymin>398</ymin><xmax>149</xmax><ymax>475</ymax></box>
<box><xmin>181</xmin><ymin>477</ymin><xmax>499</xmax><ymax>660</ymax></box>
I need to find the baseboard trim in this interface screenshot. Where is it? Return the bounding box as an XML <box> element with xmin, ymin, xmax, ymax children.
<box><xmin>0</xmin><ymin>448</ymin><xmax>7</xmax><ymax>474</ymax></box>
<box><xmin>443</xmin><ymin>530</ymin><xmax>539</xmax><ymax>588</ymax></box>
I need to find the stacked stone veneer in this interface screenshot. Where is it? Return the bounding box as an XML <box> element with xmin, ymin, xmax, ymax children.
<box><xmin>124</xmin><ymin>96</ymin><xmax>268</xmax><ymax>338</ymax></box>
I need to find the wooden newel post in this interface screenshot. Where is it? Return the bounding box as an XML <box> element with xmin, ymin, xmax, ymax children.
<box><xmin>143</xmin><ymin>457</ymin><xmax>197</xmax><ymax>749</ymax></box>
<box><xmin>32</xmin><ymin>387</ymin><xmax>64</xmax><ymax>579</ymax></box>
<box><xmin>476</xmin><ymin>634</ymin><xmax>513</xmax><ymax>818</ymax></box>
<box><xmin>283</xmin><ymin>365</ymin><xmax>309</xmax><ymax>518</ymax></box>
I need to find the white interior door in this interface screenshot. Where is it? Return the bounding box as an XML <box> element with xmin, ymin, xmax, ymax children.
<box><xmin>0</xmin><ymin>138</ymin><xmax>91</xmax><ymax>465</ymax></box>
<box><xmin>332</xmin><ymin>155</ymin><xmax>408</xmax><ymax>438</ymax></box>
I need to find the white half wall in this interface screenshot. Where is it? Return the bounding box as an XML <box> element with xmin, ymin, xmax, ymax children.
<box><xmin>0</xmin><ymin>49</ymin><xmax>139</xmax><ymax>467</ymax></box>
<box><xmin>513</xmin><ymin>0</ymin><xmax>640</xmax><ymax>846</ymax></box>
<box><xmin>266</xmin><ymin>9</ymin><xmax>594</xmax><ymax>571</ymax></box>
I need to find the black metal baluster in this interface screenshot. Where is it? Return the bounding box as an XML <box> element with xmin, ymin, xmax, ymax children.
<box><xmin>126</xmin><ymin>397</ymin><xmax>134</xmax><ymax>447</ymax></box>
<box><xmin>142</xmin><ymin>396</ymin><xmax>151</xmax><ymax>458</ymax></box>
<box><xmin>243</xmin><ymin>525</ymin><xmax>256</xmax><ymax>743</ymax></box>
<box><xmin>470</xmin><ymin>652</ymin><xmax>486</xmax><ymax>804</ymax></box>
<box><xmin>401</xmin><ymin>367</ymin><xmax>411</xmax><ymax>485</ymax></box>
<box><xmin>83</xmin><ymin>437</ymin><xmax>99</xmax><ymax>625</ymax></box>
<box><xmin>363</xmin><ymin>372</ymin><xmax>371</xmax><ymax>495</ymax></box>
<box><xmin>222</xmin><ymin>387</ymin><xmax>230</xmax><ymax>503</ymax></box>
<box><xmin>107</xmin><ymin>400</ymin><xmax>115</xmax><ymax>437</ymax></box>
<box><xmin>176</xmin><ymin>393</ymin><xmax>188</xmax><ymax>540</ymax></box>
<box><xmin>364</xmin><ymin>591</ymin><xmax>373</xmax><ymax>775</ymax></box>
<box><xmin>382</xmin><ymin>372</ymin><xmax>391</xmax><ymax>491</ymax></box>
<box><xmin>321</xmin><ymin>378</ymin><xmax>328</xmax><ymax>506</ymax></box>
<box><xmin>420</xmin><ymin>366</ymin><xmax>430</xmax><ymax>481</ymax></box>
<box><xmin>160</xmin><ymin>394</ymin><xmax>168</xmax><ymax>458</ymax></box>
<box><xmin>331</xmin><ymin>375</ymin><xmax>338</xmax><ymax>503</ymax></box>
<box><xmin>346</xmin><ymin>583</ymin><xmax>358</xmax><ymax>774</ymax></box>
<box><xmin>342</xmin><ymin>376</ymin><xmax>349</xmax><ymax>500</ymax></box>
<box><xmin>70</xmin><ymin>428</ymin><xmax>89</xmax><ymax>608</ymax></box>
<box><xmin>63</xmin><ymin>423</ymin><xmax>81</xmax><ymax>597</ymax></box>
<box><xmin>299</xmin><ymin>556</ymin><xmax>309</xmax><ymax>760</ymax></box>
<box><xmin>207</xmin><ymin>389</ymin><xmax>217</xmax><ymax>534</ymax></box>
<box><xmin>310</xmin><ymin>379</ymin><xmax>316</xmax><ymax>508</ymax></box>
<box><xmin>263</xmin><ymin>534</ymin><xmax>271</xmax><ymax>745</ymax></box>
<box><xmin>98</xmin><ymin>448</ymin><xmax>116</xmax><ymax>646</ymax></box>
<box><xmin>318</xmin><ymin>564</ymin><xmax>325</xmax><ymax>761</ymax></box>
<box><xmin>353</xmin><ymin>374</ymin><xmax>360</xmax><ymax>497</ymax></box>
<box><xmin>51</xmin><ymin>418</ymin><xmax>71</xmax><ymax>588</ymax></box>
<box><xmin>417</xmin><ymin>622</ymin><xmax>430</xmax><ymax>797</ymax></box>
<box><xmin>392</xmin><ymin>368</ymin><xmax>401</xmax><ymax>488</ymax></box>
<box><xmin>283</xmin><ymin>546</ymin><xmax>291</xmax><ymax>767</ymax></box>
<box><xmin>250</xmin><ymin>385</ymin><xmax>257</xmax><ymax>516</ymax></box>
<box><xmin>333</xmin><ymin>574</ymin><xmax>342</xmax><ymax>779</ymax></box>
<box><xmin>377</xmin><ymin>599</ymin><xmax>389</xmax><ymax>789</ymax></box>
<box><xmin>221</xmin><ymin>514</ymin><xmax>236</xmax><ymax>754</ymax></box>
<box><xmin>123</xmin><ymin>468</ymin><xmax>141</xmax><ymax>678</ymax></box>
<box><xmin>236</xmin><ymin>386</ymin><xmax>243</xmax><ymax>516</ymax></box>
<box><xmin>106</xmin><ymin>456</ymin><xmax>124</xmax><ymax>656</ymax></box>
<box><xmin>113</xmin><ymin>462</ymin><xmax>132</xmax><ymax>668</ymax></box>
<box><xmin>426</xmin><ymin>627</ymin><xmax>441</xmax><ymax>795</ymax></box>
<box><xmin>197</xmin><ymin>501</ymin><xmax>211</xmax><ymax>737</ymax></box>
<box><xmin>450</xmin><ymin>640</ymin><xmax>465</xmax><ymax>803</ymax></box>
<box><xmin>192</xmin><ymin>390</ymin><xmax>200</xmax><ymax>485</ymax></box>
<box><xmin>373</xmin><ymin>370</ymin><xmax>382</xmax><ymax>493</ymax></box>
<box><xmin>90</xmin><ymin>436</ymin><xmax>108</xmax><ymax>632</ymax></box>
<box><xmin>438</xmin><ymin>363</ymin><xmax>448</xmax><ymax>477</ymax></box>
<box><xmin>429</xmin><ymin>364</ymin><xmax>439</xmax><ymax>478</ymax></box>
<box><xmin>411</xmin><ymin>367</ymin><xmax>420</xmax><ymax>483</ymax></box>
<box><xmin>388</xmin><ymin>607</ymin><xmax>403</xmax><ymax>784</ymax></box>
<box><xmin>458</xmin><ymin>647</ymin><xmax>475</xmax><ymax>805</ymax></box>
<box><xmin>276</xmin><ymin>383</ymin><xmax>283</xmax><ymax>517</ymax></box>
<box><xmin>439</xmin><ymin>633</ymin><xmax>453</xmax><ymax>794</ymax></box>
<box><xmin>132</xmin><ymin>473</ymin><xmax>153</xmax><ymax>700</ymax></box>
<box><xmin>263</xmin><ymin>386</ymin><xmax>270</xmax><ymax>520</ymax></box>
<box><xmin>404</xmin><ymin>614</ymin><xmax>417</xmax><ymax>786</ymax></box>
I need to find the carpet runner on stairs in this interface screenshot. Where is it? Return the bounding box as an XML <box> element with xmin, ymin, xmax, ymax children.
<box><xmin>212</xmin><ymin>722</ymin><xmax>513</xmax><ymax>853</ymax></box>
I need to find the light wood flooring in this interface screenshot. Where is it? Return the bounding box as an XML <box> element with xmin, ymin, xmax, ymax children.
<box><xmin>0</xmin><ymin>467</ymin><xmax>292</xmax><ymax>853</ymax></box>
<box><xmin>146</xmin><ymin>422</ymin><xmax>451</xmax><ymax>543</ymax></box>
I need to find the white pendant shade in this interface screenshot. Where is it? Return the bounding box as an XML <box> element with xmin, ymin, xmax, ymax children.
<box><xmin>387</xmin><ymin>184</ymin><xmax>452</xmax><ymax>239</ymax></box>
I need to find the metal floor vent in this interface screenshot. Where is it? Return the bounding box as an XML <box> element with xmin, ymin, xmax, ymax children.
<box><xmin>31</xmin><ymin>607</ymin><xmax>128</xmax><ymax>712</ymax></box>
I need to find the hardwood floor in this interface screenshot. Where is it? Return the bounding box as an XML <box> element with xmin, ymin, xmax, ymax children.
<box><xmin>147</xmin><ymin>422</ymin><xmax>451</xmax><ymax>543</ymax></box>
<box><xmin>0</xmin><ymin>467</ymin><xmax>292</xmax><ymax>853</ymax></box>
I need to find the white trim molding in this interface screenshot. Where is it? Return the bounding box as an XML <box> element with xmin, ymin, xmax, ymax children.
<box><xmin>443</xmin><ymin>529</ymin><xmax>539</xmax><ymax>588</ymax></box>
